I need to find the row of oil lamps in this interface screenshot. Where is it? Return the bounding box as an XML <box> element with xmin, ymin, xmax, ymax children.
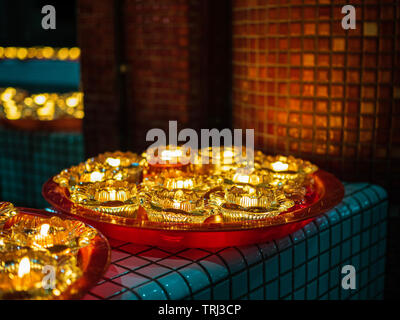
<box><xmin>0</xmin><ymin>47</ymin><xmax>80</xmax><ymax>61</ymax></box>
<box><xmin>54</xmin><ymin>146</ymin><xmax>318</xmax><ymax>224</ymax></box>
<box><xmin>0</xmin><ymin>87</ymin><xmax>84</xmax><ymax>120</ymax></box>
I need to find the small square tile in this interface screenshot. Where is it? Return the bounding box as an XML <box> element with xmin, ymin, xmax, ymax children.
<box><xmin>198</xmin><ymin>254</ymin><xmax>229</xmax><ymax>283</ymax></box>
<box><xmin>158</xmin><ymin>273</ymin><xmax>190</xmax><ymax>300</ymax></box>
<box><xmin>265</xmin><ymin>280</ymin><xmax>279</xmax><ymax>300</ymax></box>
<box><xmin>293</xmin><ymin>288</ymin><xmax>305</xmax><ymax>300</ymax></box>
<box><xmin>318</xmin><ymin>273</ymin><xmax>329</xmax><ymax>297</ymax></box>
<box><xmin>294</xmin><ymin>242</ymin><xmax>306</xmax><ymax>267</ymax></box>
<box><xmin>258</xmin><ymin>241</ymin><xmax>277</xmax><ymax>258</ymax></box>
<box><xmin>232</xmin><ymin>271</ymin><xmax>247</xmax><ymax>299</ymax></box>
<box><xmin>291</xmin><ymin>229</ymin><xmax>305</xmax><ymax>243</ymax></box>
<box><xmin>314</xmin><ymin>215</ymin><xmax>329</xmax><ymax>230</ymax></box>
<box><xmin>307</xmin><ymin>258</ymin><xmax>318</xmax><ymax>282</ymax></box>
<box><xmin>361</xmin><ymin>231</ymin><xmax>370</xmax><ymax>249</ymax></box>
<box><xmin>294</xmin><ymin>265</ymin><xmax>306</xmax><ymax>290</ymax></box>
<box><xmin>115</xmin><ymin>256</ymin><xmax>150</xmax><ymax>270</ymax></box>
<box><xmin>177</xmin><ymin>249</ymin><xmax>210</xmax><ymax>261</ymax></box>
<box><xmin>137</xmin><ymin>249</ymin><xmax>171</xmax><ymax>262</ymax></box>
<box><xmin>279</xmin><ymin>272</ymin><xmax>292</xmax><ymax>298</ymax></box>
<box><xmin>279</xmin><ymin>248</ymin><xmax>292</xmax><ymax>274</ymax></box>
<box><xmin>331</xmin><ymin>225</ymin><xmax>342</xmax><ymax>246</ymax></box>
<box><xmin>179</xmin><ymin>264</ymin><xmax>210</xmax><ymax>293</ymax></box>
<box><xmin>307</xmin><ymin>236</ymin><xmax>318</xmax><ymax>259</ymax></box>
<box><xmin>110</xmin><ymin>290</ymin><xmax>139</xmax><ymax>300</ymax></box>
<box><xmin>329</xmin><ymin>287</ymin><xmax>339</xmax><ymax>299</ymax></box>
<box><xmin>319</xmin><ymin>229</ymin><xmax>330</xmax><ymax>252</ymax></box>
<box><xmin>82</xmin><ymin>293</ymin><xmax>99</xmax><ymax>300</ymax></box>
<box><xmin>342</xmin><ymin>219</ymin><xmax>351</xmax><ymax>241</ymax></box>
<box><xmin>134</xmin><ymin>281</ymin><xmax>168</xmax><ymax>300</ymax></box>
<box><xmin>108</xmin><ymin>238</ymin><xmax>127</xmax><ymax>248</ymax></box>
<box><xmin>110</xmin><ymin>250</ymin><xmax>130</xmax><ymax>263</ymax></box>
<box><xmin>157</xmin><ymin>256</ymin><xmax>191</xmax><ymax>270</ymax></box>
<box><xmin>306</xmin><ymin>280</ymin><xmax>317</xmax><ymax>299</ymax></box>
<box><xmin>103</xmin><ymin>264</ymin><xmax>130</xmax><ymax>280</ymax></box>
<box><xmin>218</xmin><ymin>248</ymin><xmax>246</xmax><ymax>273</ymax></box>
<box><xmin>275</xmin><ymin>236</ymin><xmax>292</xmax><ymax>251</ymax></box>
<box><xmin>193</xmin><ymin>288</ymin><xmax>211</xmax><ymax>300</ymax></box>
<box><xmin>119</xmin><ymin>243</ymin><xmax>152</xmax><ymax>255</ymax></box>
<box><xmin>113</xmin><ymin>272</ymin><xmax>149</xmax><ymax>289</ymax></box>
<box><xmin>352</xmin><ymin>234</ymin><xmax>361</xmax><ymax>254</ymax></box>
<box><xmin>249</xmin><ymin>263</ymin><xmax>263</xmax><ymax>290</ymax></box>
<box><xmin>236</xmin><ymin>245</ymin><xmax>263</xmax><ymax>265</ymax></box>
<box><xmin>135</xmin><ymin>264</ymin><xmax>171</xmax><ymax>278</ymax></box>
<box><xmin>213</xmin><ymin>280</ymin><xmax>230</xmax><ymax>300</ymax></box>
<box><xmin>265</xmin><ymin>256</ymin><xmax>279</xmax><ymax>282</ymax></box>
<box><xmin>90</xmin><ymin>281</ymin><xmax>126</xmax><ymax>299</ymax></box>
<box><xmin>249</xmin><ymin>287</ymin><xmax>263</xmax><ymax>300</ymax></box>
<box><xmin>342</xmin><ymin>240</ymin><xmax>351</xmax><ymax>260</ymax></box>
<box><xmin>319</xmin><ymin>252</ymin><xmax>330</xmax><ymax>274</ymax></box>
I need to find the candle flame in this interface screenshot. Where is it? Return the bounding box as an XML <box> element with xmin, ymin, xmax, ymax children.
<box><xmin>90</xmin><ymin>171</ymin><xmax>104</xmax><ymax>182</ymax></box>
<box><xmin>106</xmin><ymin>157</ymin><xmax>120</xmax><ymax>167</ymax></box>
<box><xmin>232</xmin><ymin>173</ymin><xmax>250</xmax><ymax>184</ymax></box>
<box><xmin>40</xmin><ymin>224</ymin><xmax>50</xmax><ymax>237</ymax></box>
<box><xmin>160</xmin><ymin>149</ymin><xmax>183</xmax><ymax>161</ymax></box>
<box><xmin>271</xmin><ymin>161</ymin><xmax>289</xmax><ymax>172</ymax></box>
<box><xmin>18</xmin><ymin>257</ymin><xmax>30</xmax><ymax>277</ymax></box>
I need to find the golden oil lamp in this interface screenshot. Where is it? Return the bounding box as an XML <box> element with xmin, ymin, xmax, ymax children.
<box><xmin>208</xmin><ymin>181</ymin><xmax>294</xmax><ymax>222</ymax></box>
<box><xmin>8</xmin><ymin>215</ymin><xmax>97</xmax><ymax>254</ymax></box>
<box><xmin>0</xmin><ymin>244</ymin><xmax>82</xmax><ymax>299</ymax></box>
<box><xmin>68</xmin><ymin>181</ymin><xmax>140</xmax><ymax>218</ymax></box>
<box><xmin>0</xmin><ymin>203</ymin><xmax>96</xmax><ymax>299</ymax></box>
<box><xmin>192</xmin><ymin>146</ymin><xmax>247</xmax><ymax>174</ymax></box>
<box><xmin>0</xmin><ymin>202</ymin><xmax>18</xmax><ymax>228</ymax></box>
<box><xmin>144</xmin><ymin>145</ymin><xmax>192</xmax><ymax>175</ymax></box>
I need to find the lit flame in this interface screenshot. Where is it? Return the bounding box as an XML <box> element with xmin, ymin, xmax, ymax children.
<box><xmin>18</xmin><ymin>257</ymin><xmax>30</xmax><ymax>277</ymax></box>
<box><xmin>232</xmin><ymin>174</ymin><xmax>250</xmax><ymax>184</ymax></box>
<box><xmin>40</xmin><ymin>224</ymin><xmax>50</xmax><ymax>237</ymax></box>
<box><xmin>90</xmin><ymin>171</ymin><xmax>104</xmax><ymax>182</ymax></box>
<box><xmin>271</xmin><ymin>161</ymin><xmax>289</xmax><ymax>172</ymax></box>
<box><xmin>106</xmin><ymin>157</ymin><xmax>121</xmax><ymax>167</ymax></box>
<box><xmin>160</xmin><ymin>149</ymin><xmax>183</xmax><ymax>161</ymax></box>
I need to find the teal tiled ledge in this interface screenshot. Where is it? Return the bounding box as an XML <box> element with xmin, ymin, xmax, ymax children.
<box><xmin>84</xmin><ymin>182</ymin><xmax>388</xmax><ymax>300</ymax></box>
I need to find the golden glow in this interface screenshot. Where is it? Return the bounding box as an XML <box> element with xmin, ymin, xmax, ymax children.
<box><xmin>90</xmin><ymin>171</ymin><xmax>104</xmax><ymax>182</ymax></box>
<box><xmin>66</xmin><ymin>97</ymin><xmax>78</xmax><ymax>107</ymax></box>
<box><xmin>17</xmin><ymin>257</ymin><xmax>30</xmax><ymax>278</ymax></box>
<box><xmin>106</xmin><ymin>157</ymin><xmax>121</xmax><ymax>167</ymax></box>
<box><xmin>271</xmin><ymin>161</ymin><xmax>289</xmax><ymax>172</ymax></box>
<box><xmin>160</xmin><ymin>149</ymin><xmax>183</xmax><ymax>161</ymax></box>
<box><xmin>39</xmin><ymin>224</ymin><xmax>50</xmax><ymax>237</ymax></box>
<box><xmin>69</xmin><ymin>47</ymin><xmax>81</xmax><ymax>60</ymax></box>
<box><xmin>17</xmin><ymin>48</ymin><xmax>28</xmax><ymax>60</ymax></box>
<box><xmin>57</xmin><ymin>48</ymin><xmax>69</xmax><ymax>60</ymax></box>
<box><xmin>34</xmin><ymin>95</ymin><xmax>46</xmax><ymax>105</ymax></box>
<box><xmin>42</xmin><ymin>47</ymin><xmax>54</xmax><ymax>59</ymax></box>
<box><xmin>232</xmin><ymin>173</ymin><xmax>250</xmax><ymax>184</ymax></box>
<box><xmin>0</xmin><ymin>47</ymin><xmax>81</xmax><ymax>61</ymax></box>
<box><xmin>0</xmin><ymin>87</ymin><xmax>84</xmax><ymax>120</ymax></box>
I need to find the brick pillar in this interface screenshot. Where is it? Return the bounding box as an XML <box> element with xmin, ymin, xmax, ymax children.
<box><xmin>232</xmin><ymin>0</ymin><xmax>400</xmax><ymax>194</ymax></box>
<box><xmin>78</xmin><ymin>0</ymin><xmax>231</xmax><ymax>155</ymax></box>
<box><xmin>78</xmin><ymin>0</ymin><xmax>121</xmax><ymax>157</ymax></box>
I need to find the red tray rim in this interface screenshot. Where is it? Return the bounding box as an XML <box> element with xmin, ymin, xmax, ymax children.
<box><xmin>42</xmin><ymin>169</ymin><xmax>344</xmax><ymax>233</ymax></box>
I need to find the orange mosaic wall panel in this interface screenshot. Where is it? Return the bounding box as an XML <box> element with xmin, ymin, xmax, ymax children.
<box><xmin>232</xmin><ymin>0</ymin><xmax>400</xmax><ymax>193</ymax></box>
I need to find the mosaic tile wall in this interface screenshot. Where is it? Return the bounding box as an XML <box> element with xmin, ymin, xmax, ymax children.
<box><xmin>232</xmin><ymin>0</ymin><xmax>400</xmax><ymax>195</ymax></box>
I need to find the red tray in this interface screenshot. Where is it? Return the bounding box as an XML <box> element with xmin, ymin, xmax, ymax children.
<box><xmin>3</xmin><ymin>208</ymin><xmax>110</xmax><ymax>299</ymax></box>
<box><xmin>42</xmin><ymin>170</ymin><xmax>344</xmax><ymax>248</ymax></box>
